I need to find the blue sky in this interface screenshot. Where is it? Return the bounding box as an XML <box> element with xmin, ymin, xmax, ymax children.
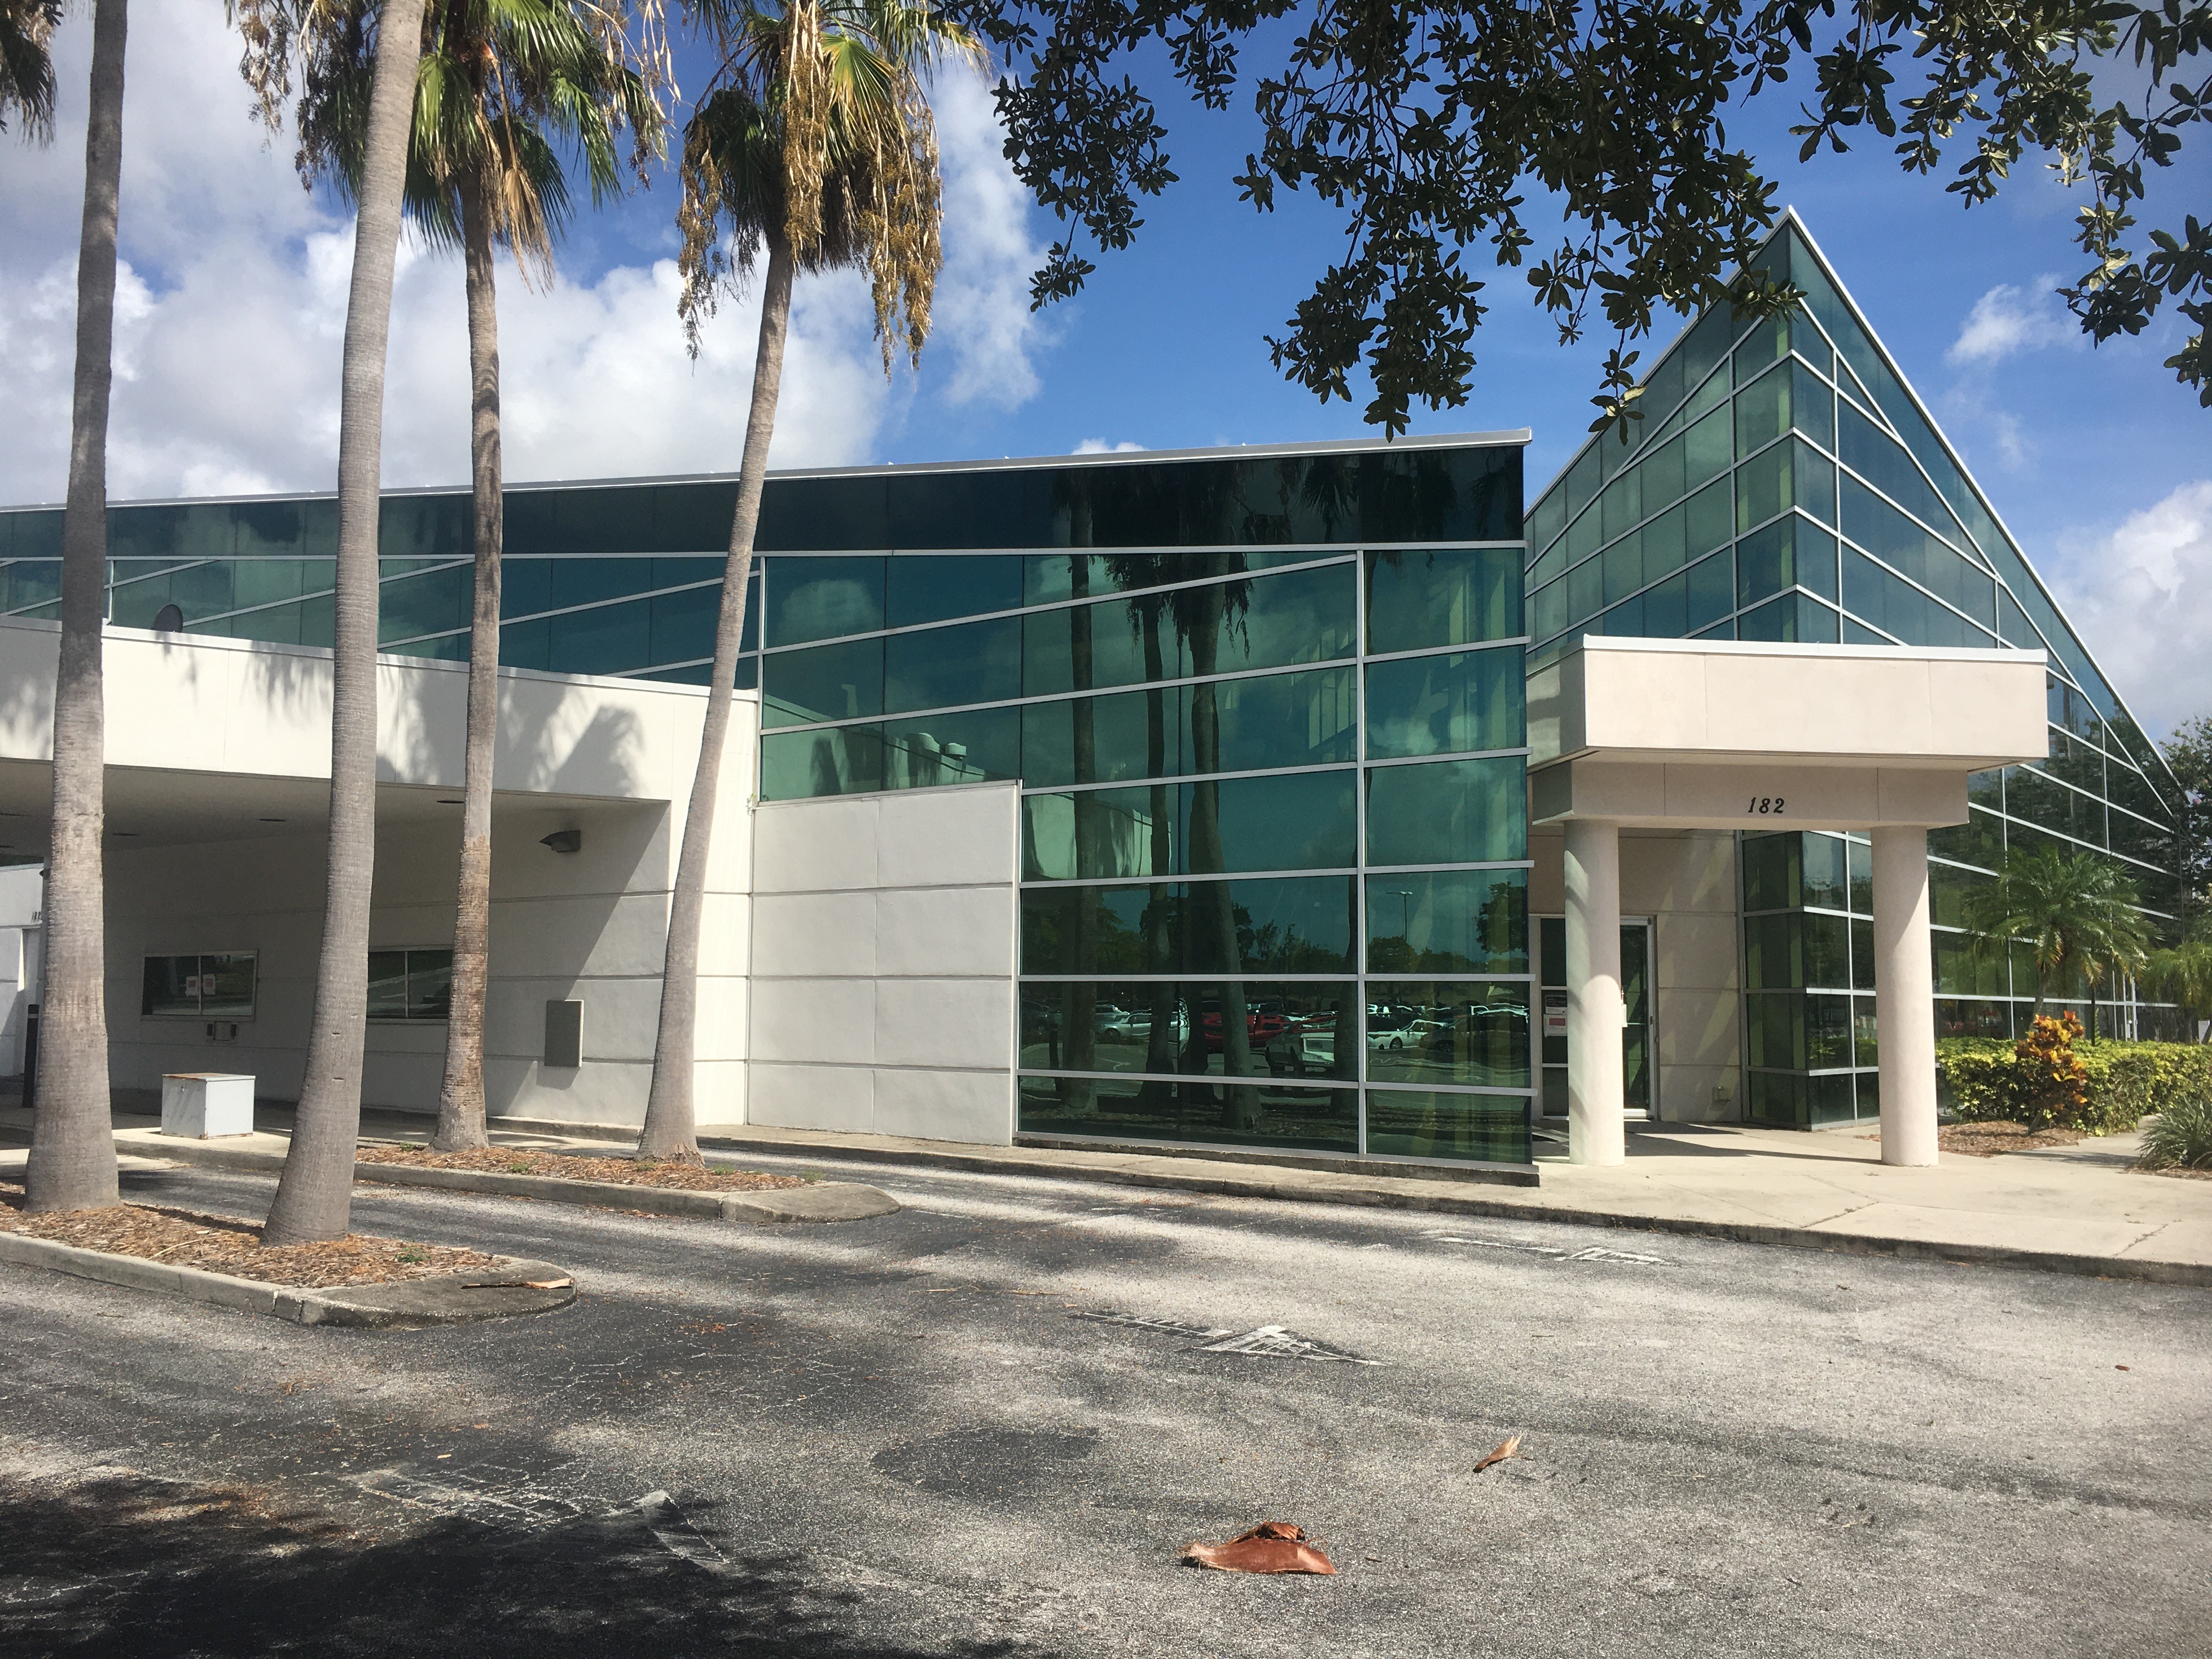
<box><xmin>2</xmin><ymin>3</ymin><xmax>2208</xmax><ymax>732</ymax></box>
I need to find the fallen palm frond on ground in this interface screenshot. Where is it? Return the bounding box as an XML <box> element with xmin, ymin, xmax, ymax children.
<box><xmin>0</xmin><ymin>1184</ymin><xmax>498</xmax><ymax>1288</ymax></box>
<box><xmin>1474</xmin><ymin>1435</ymin><xmax>1521</xmax><ymax>1472</ymax></box>
<box><xmin>1181</xmin><ymin>1521</ymin><xmax>1336</xmax><ymax>1575</ymax></box>
<box><xmin>356</xmin><ymin>1146</ymin><xmax>806</xmax><ymax>1192</ymax></box>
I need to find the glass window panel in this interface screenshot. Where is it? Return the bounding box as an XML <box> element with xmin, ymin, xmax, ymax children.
<box><xmin>405</xmin><ymin>948</ymin><xmax>453</xmax><ymax>1020</ymax></box>
<box><xmin>1015</xmin><ymin>1071</ymin><xmax>1358</xmax><ymax>1154</ymax></box>
<box><xmin>760</xmin><ymin>723</ymin><xmax>885</xmax><ymax>799</ymax></box>
<box><xmin>1364</xmin><ymin>647</ymin><xmax>1525</xmax><ymax>759</ymax></box>
<box><xmin>1741</xmin><ymin>832</ymin><xmax>1801</xmax><ymax>912</ymax></box>
<box><xmin>1209</xmin><ymin>665</ymin><xmax>1360</xmax><ymax>773</ymax></box>
<box><xmin>1804</xmin><ymin>912</ymin><xmax>1850</xmax><ymax>987</ymax></box>
<box><xmin>1364</xmin><ymin>757</ymin><xmax>1527</xmax><ymax>866</ymax></box>
<box><xmin>1530</xmin><ymin>575</ymin><xmax>1569</xmax><ymax>645</ymax></box>
<box><xmin>1638</xmin><ymin>567</ymin><xmax>1688</xmax><ymax>637</ymax></box>
<box><xmin>1023</xmin><ymin>589</ymin><xmax>1186</xmax><ymax>697</ymax></box>
<box><xmin>546</xmin><ymin>558</ymin><xmax>655</xmax><ymax>612</ymax></box>
<box><xmin>1686</xmin><ymin>477</ymin><xmax>1733</xmax><ymax>560</ymax></box>
<box><xmin>1600</xmin><ymin>469</ymin><xmax>1643</xmax><ymax>543</ymax></box>
<box><xmin>886</xmin><ymin>554</ymin><xmax>1022</xmax><ymax>628</ymax></box>
<box><xmin>1841</xmin><ymin>477</ymin><xmax>1996</xmax><ymax>626</ymax></box>
<box><xmin>1601</xmin><ymin>533</ymin><xmax>1643</xmax><ymax>607</ymax></box>
<box><xmin>1023</xmin><ymin>685</ymin><xmax>1181</xmax><ymax>788</ymax></box>
<box><xmin>1793</xmin><ymin>438</ymin><xmax>1837</xmax><ymax>526</ymax></box>
<box><xmin>651</xmin><ymin>556</ymin><xmax>724</xmax><ymax>591</ymax></box>
<box><xmin>1362</xmin><ymin>555</ymin><xmax>1522</xmax><ymax>659</ymax></box>
<box><xmin>884</xmin><ymin>616</ymin><xmax>1021</xmax><ymax>713</ymax></box>
<box><xmin>1736</xmin><ymin>591</ymin><xmax>1838</xmax><ymax>643</ymax></box>
<box><xmin>1640</xmin><ymin>431</ymin><xmax>1686</xmax><ymax>513</ymax></box>
<box><xmin>1802</xmin><ymin>833</ymin><xmax>1849</xmax><ymax>911</ymax></box>
<box><xmin>1365</xmin><ymin>982</ymin><xmax>1531</xmax><ymax>1088</ymax></box>
<box><xmin>1852</xmin><ymin>917</ymin><xmax>1876</xmax><ymax>989</ymax></box>
<box><xmin>377</xmin><ymin>565</ymin><xmax>472</xmax><ymax>642</ymax></box>
<box><xmin>1020</xmin><ymin>877</ymin><xmax>1356</xmax><ymax>977</ymax></box>
<box><xmin>647</xmin><ymin>584</ymin><xmax>719</xmax><ymax>666</ymax></box>
<box><xmin>500</xmin><ymin>616</ymin><xmax>551</xmax><ymax>671</ymax></box>
<box><xmin>1842</xmin><ymin>548</ymin><xmax>1991</xmax><ymax>648</ymax></box>
<box><xmin>1364</xmin><ymin>1090</ymin><xmax>1530</xmax><ymax>1164</ymax></box>
<box><xmin>548</xmin><ymin>597</ymin><xmax>651</xmax><ymax>676</ymax></box>
<box><xmin>1567</xmin><ymin>557</ymin><xmax>1602</xmax><ymax>625</ymax></box>
<box><xmin>1182</xmin><ymin>771</ymin><xmax>1357</xmax><ymax>875</ymax></box>
<box><xmin>1566</xmin><ymin>503</ymin><xmax>1604</xmax><ymax>562</ymax></box>
<box><xmin>1736</xmin><ymin>517</ymin><xmax>1795</xmax><ymax>606</ymax></box>
<box><xmin>1639</xmin><ymin>500</ymin><xmax>1687</xmax><ymax>580</ymax></box>
<box><xmin>1837</xmin><ymin>403</ymin><xmax>1974</xmax><ymax>553</ymax></box>
<box><xmin>883</xmin><ymin>706</ymin><xmax>1020</xmax><ymax>791</ymax></box>
<box><xmin>1746</xmin><ymin>991</ymin><xmax>1804</xmax><ymax>1068</ymax></box>
<box><xmin>1526</xmin><ymin>491</ymin><xmax>1565</xmax><ymax>561</ymax></box>
<box><xmin>1211</xmin><ymin>565</ymin><xmax>1360</xmax><ymax>674</ymax></box>
<box><xmin>1024</xmin><ymin>786</ymin><xmax>1169</xmax><ymax>881</ymax></box>
<box><xmin>1744</xmin><ymin>913</ymin><xmax>1797</xmax><ymax>989</ymax></box>
<box><xmin>1364</xmin><ymin>868</ymin><xmax>1528</xmax><ymax>974</ymax></box>
<box><xmin>140</xmin><ymin>955</ymin><xmax>199</xmax><ymax>1017</ymax></box>
<box><xmin>227</xmin><ymin>599</ymin><xmax>303</xmax><ymax>646</ymax></box>
<box><xmin>1685</xmin><ymin>549</ymin><xmax>1734</xmax><ymax>631</ymax></box>
<box><xmin>1792</xmin><ymin>359</ymin><xmax>1836</xmax><ymax>453</ymax></box>
<box><xmin>1020</xmin><ymin>979</ymin><xmax>1360</xmax><ymax>1084</ymax></box>
<box><xmin>1564</xmin><ymin>447</ymin><xmax>1601</xmax><ymax>518</ymax></box>
<box><xmin>501</xmin><ymin>557</ymin><xmax>552</xmax><ymax>619</ymax></box>
<box><xmin>1734</xmin><ymin>360</ymin><xmax>1791</xmax><ymax>454</ymax></box>
<box><xmin>232</xmin><ymin>560</ymin><xmax>310</xmax><ymax>611</ymax></box>
<box><xmin>766</xmin><ymin>555</ymin><xmax>885</xmax><ymax>645</ymax></box>
<box><xmin>763</xmin><ymin>636</ymin><xmax>884</xmax><ymax>726</ymax></box>
<box><xmin>1684</xmin><ymin>405</ymin><xmax>1733</xmax><ymax>492</ymax></box>
<box><xmin>366</xmin><ymin>950</ymin><xmax>409</xmax><ymax>1020</ymax></box>
<box><xmin>1806</xmin><ymin>992</ymin><xmax>1852</xmax><ymax>1067</ymax></box>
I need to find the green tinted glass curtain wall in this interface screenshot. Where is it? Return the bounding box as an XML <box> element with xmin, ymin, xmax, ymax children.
<box><xmin>1524</xmin><ymin>215</ymin><xmax>2187</xmax><ymax>1121</ymax></box>
<box><xmin>0</xmin><ymin>438</ymin><xmax>1534</xmax><ymax>1164</ymax></box>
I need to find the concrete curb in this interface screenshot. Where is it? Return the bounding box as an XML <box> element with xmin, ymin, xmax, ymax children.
<box><xmin>0</xmin><ymin>1231</ymin><xmax>578</xmax><ymax>1327</ymax></box>
<box><xmin>104</xmin><ymin>1127</ymin><xmax>2207</xmax><ymax>1288</ymax></box>
<box><xmin>114</xmin><ymin>1137</ymin><xmax>901</xmax><ymax>1226</ymax></box>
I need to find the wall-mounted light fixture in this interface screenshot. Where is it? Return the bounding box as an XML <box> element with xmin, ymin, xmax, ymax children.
<box><xmin>153</xmin><ymin>603</ymin><xmax>184</xmax><ymax>631</ymax></box>
<box><xmin>540</xmin><ymin>829</ymin><xmax>582</xmax><ymax>854</ymax></box>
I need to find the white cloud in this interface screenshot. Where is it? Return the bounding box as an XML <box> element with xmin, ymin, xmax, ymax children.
<box><xmin>0</xmin><ymin>0</ymin><xmax>1046</xmax><ymax>506</ymax></box>
<box><xmin>1071</xmin><ymin>438</ymin><xmax>1144</xmax><ymax>454</ymax></box>
<box><xmin>1947</xmin><ymin>277</ymin><xmax>2079</xmax><ymax>367</ymax></box>
<box><xmin>2047</xmin><ymin>480</ymin><xmax>2212</xmax><ymax>738</ymax></box>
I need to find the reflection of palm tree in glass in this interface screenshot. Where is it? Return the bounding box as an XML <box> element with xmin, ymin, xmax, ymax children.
<box><xmin>1101</xmin><ymin>556</ymin><xmax>1181</xmax><ymax>1093</ymax></box>
<box><xmin>1053</xmin><ymin>483</ymin><xmax>1098</xmax><ymax>1114</ymax></box>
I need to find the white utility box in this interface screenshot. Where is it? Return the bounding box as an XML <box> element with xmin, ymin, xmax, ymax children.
<box><xmin>160</xmin><ymin>1073</ymin><xmax>255</xmax><ymax>1138</ymax></box>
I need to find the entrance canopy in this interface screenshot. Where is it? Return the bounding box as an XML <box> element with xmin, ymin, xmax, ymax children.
<box><xmin>1526</xmin><ymin>637</ymin><xmax>2052</xmax><ymax>832</ymax></box>
<box><xmin>1525</xmin><ymin>637</ymin><xmax>2050</xmax><ymax>1174</ymax></box>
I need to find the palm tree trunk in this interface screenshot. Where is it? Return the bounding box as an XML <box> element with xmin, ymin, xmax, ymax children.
<box><xmin>263</xmin><ymin>0</ymin><xmax>430</xmax><ymax>1244</ymax></box>
<box><xmin>638</xmin><ymin>234</ymin><xmax>795</xmax><ymax>1163</ymax></box>
<box><xmin>24</xmin><ymin>0</ymin><xmax>126</xmax><ymax>1216</ymax></box>
<box><xmin>432</xmin><ymin>166</ymin><xmax>503</xmax><ymax>1153</ymax></box>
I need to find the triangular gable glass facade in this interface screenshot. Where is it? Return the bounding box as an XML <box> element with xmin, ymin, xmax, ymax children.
<box><xmin>1525</xmin><ymin>214</ymin><xmax>2190</xmax><ymax>1125</ymax></box>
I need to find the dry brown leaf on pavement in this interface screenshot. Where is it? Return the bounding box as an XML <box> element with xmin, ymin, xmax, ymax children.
<box><xmin>1474</xmin><ymin>1436</ymin><xmax>1521</xmax><ymax>1472</ymax></box>
<box><xmin>1181</xmin><ymin>1521</ymin><xmax>1337</xmax><ymax>1575</ymax></box>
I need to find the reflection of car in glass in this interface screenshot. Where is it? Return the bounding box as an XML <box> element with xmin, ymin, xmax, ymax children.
<box><xmin>1364</xmin><ymin>1003</ymin><xmax>1420</xmax><ymax>1051</ymax></box>
<box><xmin>1198</xmin><ymin>997</ymin><xmax>1290</xmax><ymax>1053</ymax></box>
<box><xmin>1266</xmin><ymin>1025</ymin><xmax>1336</xmax><ymax>1077</ymax></box>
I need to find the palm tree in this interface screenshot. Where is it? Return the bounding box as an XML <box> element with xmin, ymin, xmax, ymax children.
<box><xmin>0</xmin><ymin>0</ymin><xmax>61</xmax><ymax>138</ymax></box>
<box><xmin>260</xmin><ymin>0</ymin><xmax>435</xmax><ymax>1246</ymax></box>
<box><xmin>2147</xmin><ymin>921</ymin><xmax>2212</xmax><ymax>1042</ymax></box>
<box><xmin>290</xmin><ymin>0</ymin><xmax>660</xmax><ymax>1153</ymax></box>
<box><xmin>22</xmin><ymin>0</ymin><xmax>125</xmax><ymax>1217</ymax></box>
<box><xmin>636</xmin><ymin>0</ymin><xmax>978</xmax><ymax>1161</ymax></box>
<box><xmin>1959</xmin><ymin>845</ymin><xmax>2153</xmax><ymax>1030</ymax></box>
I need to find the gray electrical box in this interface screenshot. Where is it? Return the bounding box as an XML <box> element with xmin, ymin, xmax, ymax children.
<box><xmin>544</xmin><ymin>999</ymin><xmax>583</xmax><ymax>1069</ymax></box>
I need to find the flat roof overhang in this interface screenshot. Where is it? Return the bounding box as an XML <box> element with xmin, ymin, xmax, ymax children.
<box><xmin>1526</xmin><ymin>637</ymin><xmax>2052</xmax><ymax>833</ymax></box>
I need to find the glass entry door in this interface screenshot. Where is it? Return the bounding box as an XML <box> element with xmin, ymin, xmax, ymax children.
<box><xmin>1538</xmin><ymin>916</ymin><xmax>1655</xmax><ymax>1120</ymax></box>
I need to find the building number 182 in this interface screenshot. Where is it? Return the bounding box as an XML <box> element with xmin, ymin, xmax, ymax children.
<box><xmin>1746</xmin><ymin>797</ymin><xmax>1785</xmax><ymax>815</ymax></box>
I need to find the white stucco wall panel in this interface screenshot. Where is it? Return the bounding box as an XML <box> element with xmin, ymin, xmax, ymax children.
<box><xmin>753</xmin><ymin>891</ymin><xmax>879</xmax><ymax>978</ymax></box>
<box><xmin>873</xmin><ymin>1066</ymin><xmax>1015</xmax><ymax>1143</ymax></box>
<box><xmin>874</xmin><ymin>885</ymin><xmax>1017</xmax><ymax>978</ymax></box>
<box><xmin>748</xmin><ymin>783</ymin><xmax>1020</xmax><ymax>1144</ymax></box>
<box><xmin>876</xmin><ymin>979</ymin><xmax>1014</xmax><ymax>1070</ymax></box>
<box><xmin>747</xmin><ymin>1060</ymin><xmax>873</xmax><ymax>1133</ymax></box>
<box><xmin>749</xmin><ymin>977</ymin><xmax>876</xmax><ymax>1066</ymax></box>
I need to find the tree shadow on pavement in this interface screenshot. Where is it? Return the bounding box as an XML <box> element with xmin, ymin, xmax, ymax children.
<box><xmin>0</xmin><ymin>1470</ymin><xmax>1052</xmax><ymax>1659</ymax></box>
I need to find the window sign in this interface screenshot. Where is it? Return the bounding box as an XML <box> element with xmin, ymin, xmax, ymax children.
<box><xmin>141</xmin><ymin>952</ymin><xmax>257</xmax><ymax>1019</ymax></box>
<box><xmin>367</xmin><ymin>949</ymin><xmax>453</xmax><ymax>1022</ymax></box>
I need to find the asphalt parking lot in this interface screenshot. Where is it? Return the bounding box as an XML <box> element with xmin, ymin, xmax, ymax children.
<box><xmin>3</xmin><ymin>1149</ymin><xmax>2208</xmax><ymax>1658</ymax></box>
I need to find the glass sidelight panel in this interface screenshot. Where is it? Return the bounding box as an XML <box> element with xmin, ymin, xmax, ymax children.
<box><xmin>1534</xmin><ymin>916</ymin><xmax>1653</xmax><ymax>1118</ymax></box>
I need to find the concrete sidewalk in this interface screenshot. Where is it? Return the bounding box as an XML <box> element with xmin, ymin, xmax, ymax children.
<box><xmin>3</xmin><ymin>1101</ymin><xmax>2207</xmax><ymax>1286</ymax></box>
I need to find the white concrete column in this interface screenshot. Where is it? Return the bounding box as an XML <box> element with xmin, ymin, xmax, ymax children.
<box><xmin>1564</xmin><ymin>816</ymin><xmax>1624</xmax><ymax>1166</ymax></box>
<box><xmin>1872</xmin><ymin>825</ymin><xmax>1938</xmax><ymax>1167</ymax></box>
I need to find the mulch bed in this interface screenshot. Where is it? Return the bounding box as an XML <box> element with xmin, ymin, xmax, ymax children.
<box><xmin>1937</xmin><ymin>1121</ymin><xmax>2087</xmax><ymax>1157</ymax></box>
<box><xmin>356</xmin><ymin>1146</ymin><xmax>808</xmax><ymax>1193</ymax></box>
<box><xmin>0</xmin><ymin>1183</ymin><xmax>500</xmax><ymax>1289</ymax></box>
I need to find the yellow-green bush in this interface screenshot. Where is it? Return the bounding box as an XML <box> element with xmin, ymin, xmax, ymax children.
<box><xmin>1934</xmin><ymin>1035</ymin><xmax>2212</xmax><ymax>1135</ymax></box>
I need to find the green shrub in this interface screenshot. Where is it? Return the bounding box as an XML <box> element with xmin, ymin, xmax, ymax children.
<box><xmin>1936</xmin><ymin>1035</ymin><xmax>2212</xmax><ymax>1136</ymax></box>
<box><xmin>2138</xmin><ymin>1094</ymin><xmax>2212</xmax><ymax>1171</ymax></box>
